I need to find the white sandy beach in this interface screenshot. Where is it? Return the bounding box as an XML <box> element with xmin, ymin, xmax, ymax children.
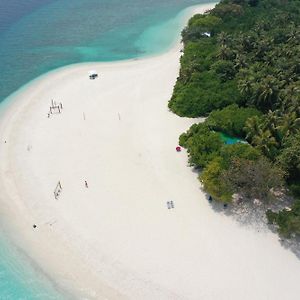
<box><xmin>0</xmin><ymin>3</ymin><xmax>300</xmax><ymax>299</ymax></box>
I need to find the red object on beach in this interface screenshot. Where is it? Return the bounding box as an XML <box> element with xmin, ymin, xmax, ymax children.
<box><xmin>176</xmin><ymin>146</ymin><xmax>181</xmax><ymax>152</ymax></box>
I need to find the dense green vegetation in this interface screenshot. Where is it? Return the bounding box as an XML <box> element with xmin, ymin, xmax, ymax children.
<box><xmin>267</xmin><ymin>202</ymin><xmax>300</xmax><ymax>238</ymax></box>
<box><xmin>206</xmin><ymin>104</ymin><xmax>261</xmax><ymax>137</ymax></box>
<box><xmin>170</xmin><ymin>0</ymin><xmax>300</xmax><ymax>237</ymax></box>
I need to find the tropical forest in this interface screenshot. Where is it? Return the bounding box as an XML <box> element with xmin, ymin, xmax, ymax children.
<box><xmin>169</xmin><ymin>0</ymin><xmax>300</xmax><ymax>238</ymax></box>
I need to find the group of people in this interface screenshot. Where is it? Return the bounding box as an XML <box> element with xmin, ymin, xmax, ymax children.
<box><xmin>167</xmin><ymin>201</ymin><xmax>175</xmax><ymax>209</ymax></box>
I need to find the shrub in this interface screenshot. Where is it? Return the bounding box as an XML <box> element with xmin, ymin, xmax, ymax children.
<box><xmin>201</xmin><ymin>157</ymin><xmax>233</xmax><ymax>202</ymax></box>
<box><xmin>267</xmin><ymin>201</ymin><xmax>300</xmax><ymax>238</ymax></box>
<box><xmin>206</xmin><ymin>104</ymin><xmax>261</xmax><ymax>137</ymax></box>
<box><xmin>223</xmin><ymin>157</ymin><xmax>285</xmax><ymax>203</ymax></box>
<box><xmin>179</xmin><ymin>123</ymin><xmax>223</xmax><ymax>168</ymax></box>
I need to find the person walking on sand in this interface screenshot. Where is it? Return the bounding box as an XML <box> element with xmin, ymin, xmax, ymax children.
<box><xmin>85</xmin><ymin>180</ymin><xmax>88</xmax><ymax>188</ymax></box>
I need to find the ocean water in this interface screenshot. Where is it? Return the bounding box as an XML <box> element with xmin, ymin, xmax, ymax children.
<box><xmin>0</xmin><ymin>0</ymin><xmax>215</xmax><ymax>102</ymax></box>
<box><xmin>0</xmin><ymin>228</ymin><xmax>64</xmax><ymax>300</ymax></box>
<box><xmin>0</xmin><ymin>0</ymin><xmax>215</xmax><ymax>298</ymax></box>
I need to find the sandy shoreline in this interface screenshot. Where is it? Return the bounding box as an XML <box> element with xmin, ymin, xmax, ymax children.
<box><xmin>1</xmin><ymin>2</ymin><xmax>300</xmax><ymax>299</ymax></box>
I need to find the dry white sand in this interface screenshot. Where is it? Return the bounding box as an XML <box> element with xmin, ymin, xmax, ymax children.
<box><xmin>0</xmin><ymin>3</ymin><xmax>300</xmax><ymax>300</ymax></box>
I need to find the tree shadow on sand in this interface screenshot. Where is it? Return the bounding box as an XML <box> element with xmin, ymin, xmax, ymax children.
<box><xmin>206</xmin><ymin>192</ymin><xmax>269</xmax><ymax>232</ymax></box>
<box><xmin>279</xmin><ymin>236</ymin><xmax>300</xmax><ymax>259</ymax></box>
<box><xmin>199</xmin><ymin>181</ymin><xmax>300</xmax><ymax>259</ymax></box>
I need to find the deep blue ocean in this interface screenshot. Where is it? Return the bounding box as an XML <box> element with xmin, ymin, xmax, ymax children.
<box><xmin>0</xmin><ymin>0</ymin><xmax>214</xmax><ymax>298</ymax></box>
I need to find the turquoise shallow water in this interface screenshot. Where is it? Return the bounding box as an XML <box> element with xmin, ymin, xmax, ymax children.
<box><xmin>0</xmin><ymin>0</ymin><xmax>215</xmax><ymax>298</ymax></box>
<box><xmin>0</xmin><ymin>0</ymin><xmax>214</xmax><ymax>102</ymax></box>
<box><xmin>0</xmin><ymin>228</ymin><xmax>64</xmax><ymax>300</ymax></box>
<box><xmin>220</xmin><ymin>132</ymin><xmax>244</xmax><ymax>145</ymax></box>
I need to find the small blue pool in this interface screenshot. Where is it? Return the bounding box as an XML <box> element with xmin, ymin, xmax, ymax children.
<box><xmin>219</xmin><ymin>132</ymin><xmax>246</xmax><ymax>145</ymax></box>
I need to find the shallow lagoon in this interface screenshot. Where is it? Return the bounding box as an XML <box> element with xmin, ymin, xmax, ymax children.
<box><xmin>0</xmin><ymin>0</ymin><xmax>215</xmax><ymax>102</ymax></box>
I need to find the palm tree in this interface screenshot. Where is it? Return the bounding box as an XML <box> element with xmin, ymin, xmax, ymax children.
<box><xmin>264</xmin><ymin>110</ymin><xmax>282</xmax><ymax>144</ymax></box>
<box><xmin>244</xmin><ymin>116</ymin><xmax>262</xmax><ymax>142</ymax></box>
<box><xmin>216</xmin><ymin>45</ymin><xmax>233</xmax><ymax>60</ymax></box>
<box><xmin>217</xmin><ymin>32</ymin><xmax>230</xmax><ymax>47</ymax></box>
<box><xmin>238</xmin><ymin>78</ymin><xmax>253</xmax><ymax>100</ymax></box>
<box><xmin>254</xmin><ymin>75</ymin><xmax>282</xmax><ymax>111</ymax></box>
<box><xmin>234</xmin><ymin>53</ymin><xmax>248</xmax><ymax>70</ymax></box>
<box><xmin>252</xmin><ymin>129</ymin><xmax>278</xmax><ymax>158</ymax></box>
<box><xmin>286</xmin><ymin>26</ymin><xmax>300</xmax><ymax>44</ymax></box>
<box><xmin>277</xmin><ymin>112</ymin><xmax>300</xmax><ymax>139</ymax></box>
<box><xmin>254</xmin><ymin>39</ymin><xmax>271</xmax><ymax>61</ymax></box>
<box><xmin>288</xmin><ymin>98</ymin><xmax>300</xmax><ymax>117</ymax></box>
<box><xmin>281</xmin><ymin>82</ymin><xmax>300</xmax><ymax>115</ymax></box>
<box><xmin>237</xmin><ymin>67</ymin><xmax>257</xmax><ymax>100</ymax></box>
<box><xmin>240</xmin><ymin>34</ymin><xmax>256</xmax><ymax>53</ymax></box>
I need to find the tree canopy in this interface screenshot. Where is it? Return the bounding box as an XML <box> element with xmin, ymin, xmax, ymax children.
<box><xmin>170</xmin><ymin>0</ymin><xmax>300</xmax><ymax>237</ymax></box>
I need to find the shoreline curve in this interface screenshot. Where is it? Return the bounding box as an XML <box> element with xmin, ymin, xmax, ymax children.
<box><xmin>1</xmin><ymin>2</ymin><xmax>300</xmax><ymax>300</ymax></box>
